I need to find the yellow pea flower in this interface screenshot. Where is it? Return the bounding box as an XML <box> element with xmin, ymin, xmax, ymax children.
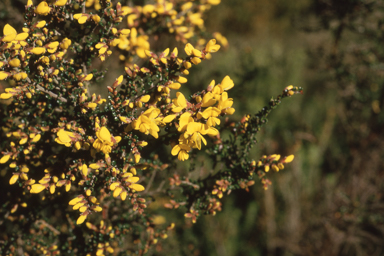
<box><xmin>2</xmin><ymin>24</ymin><xmax>17</xmax><ymax>42</ymax></box>
<box><xmin>55</xmin><ymin>129</ymin><xmax>76</xmax><ymax>147</ymax></box>
<box><xmin>9</xmin><ymin>58</ymin><xmax>21</xmax><ymax>67</ymax></box>
<box><xmin>73</xmin><ymin>13</ymin><xmax>89</xmax><ymax>24</ymax></box>
<box><xmin>205</xmin><ymin>39</ymin><xmax>221</xmax><ymax>53</ymax></box>
<box><xmin>35</xmin><ymin>1</ymin><xmax>51</xmax><ymax>16</ymax></box>
<box><xmin>30</xmin><ymin>184</ymin><xmax>46</xmax><ymax>193</ymax></box>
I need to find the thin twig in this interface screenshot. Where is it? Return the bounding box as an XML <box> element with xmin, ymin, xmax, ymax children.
<box><xmin>36</xmin><ymin>84</ymin><xmax>68</xmax><ymax>103</ymax></box>
<box><xmin>35</xmin><ymin>220</ymin><xmax>60</xmax><ymax>235</ymax></box>
<box><xmin>145</xmin><ymin>169</ymin><xmax>157</xmax><ymax>192</ymax></box>
<box><xmin>156</xmin><ymin>180</ymin><xmax>165</xmax><ymax>192</ymax></box>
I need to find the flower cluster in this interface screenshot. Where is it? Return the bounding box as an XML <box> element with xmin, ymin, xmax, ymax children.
<box><xmin>0</xmin><ymin>0</ymin><xmax>300</xmax><ymax>254</ymax></box>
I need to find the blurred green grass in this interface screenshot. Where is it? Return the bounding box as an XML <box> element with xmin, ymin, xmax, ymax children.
<box><xmin>161</xmin><ymin>0</ymin><xmax>384</xmax><ymax>255</ymax></box>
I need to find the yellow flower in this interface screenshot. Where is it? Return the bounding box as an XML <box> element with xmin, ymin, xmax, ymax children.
<box><xmin>9</xmin><ymin>58</ymin><xmax>21</xmax><ymax>67</ymax></box>
<box><xmin>47</xmin><ymin>41</ymin><xmax>59</xmax><ymax>53</ymax></box>
<box><xmin>60</xmin><ymin>38</ymin><xmax>72</xmax><ymax>49</ymax></box>
<box><xmin>87</xmin><ymin>102</ymin><xmax>97</xmax><ymax>110</ymax></box>
<box><xmin>2</xmin><ymin>24</ymin><xmax>17</xmax><ymax>42</ymax></box>
<box><xmin>199</xmin><ymin>107</ymin><xmax>221</xmax><ymax>126</ymax></box>
<box><xmin>217</xmin><ymin>92</ymin><xmax>235</xmax><ymax>115</ymax></box>
<box><xmin>184</xmin><ymin>122</ymin><xmax>207</xmax><ymax>150</ymax></box>
<box><xmin>131</xmin><ymin>108</ymin><xmax>161</xmax><ymax>138</ymax></box>
<box><xmin>172</xmin><ymin>92</ymin><xmax>187</xmax><ymax>112</ymax></box>
<box><xmin>92</xmin><ymin>127</ymin><xmax>121</xmax><ymax>155</ymax></box>
<box><xmin>73</xmin><ymin>13</ymin><xmax>89</xmax><ymax>24</ymax></box>
<box><xmin>220</xmin><ymin>76</ymin><xmax>234</xmax><ymax>90</ymax></box>
<box><xmin>55</xmin><ymin>129</ymin><xmax>76</xmax><ymax>147</ymax></box>
<box><xmin>35</xmin><ymin>1</ymin><xmax>51</xmax><ymax>16</ymax></box>
<box><xmin>92</xmin><ymin>14</ymin><xmax>101</xmax><ymax>23</ymax></box>
<box><xmin>205</xmin><ymin>39</ymin><xmax>221</xmax><ymax>53</ymax></box>
<box><xmin>184</xmin><ymin>43</ymin><xmax>202</xmax><ymax>58</ymax></box>
<box><xmin>213</xmin><ymin>32</ymin><xmax>228</xmax><ymax>47</ymax></box>
<box><xmin>124</xmin><ymin>173</ymin><xmax>145</xmax><ymax>191</ymax></box>
<box><xmin>177</xmin><ymin>112</ymin><xmax>194</xmax><ymax>132</ymax></box>
<box><xmin>213</xmin><ymin>76</ymin><xmax>234</xmax><ymax>94</ymax></box>
<box><xmin>171</xmin><ymin>141</ymin><xmax>191</xmax><ymax>161</ymax></box>
<box><xmin>201</xmin><ymin>92</ymin><xmax>217</xmax><ymax>107</ymax></box>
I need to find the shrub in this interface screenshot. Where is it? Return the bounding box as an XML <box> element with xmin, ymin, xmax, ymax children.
<box><xmin>0</xmin><ymin>0</ymin><xmax>300</xmax><ymax>254</ymax></box>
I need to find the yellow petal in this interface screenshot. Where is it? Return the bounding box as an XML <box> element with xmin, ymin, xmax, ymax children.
<box><xmin>284</xmin><ymin>155</ymin><xmax>294</xmax><ymax>163</ymax></box>
<box><xmin>3</xmin><ymin>24</ymin><xmax>16</xmax><ymax>36</ymax></box>
<box><xmin>109</xmin><ymin>182</ymin><xmax>120</xmax><ymax>191</ymax></box>
<box><xmin>36</xmin><ymin>20</ymin><xmax>46</xmax><ymax>28</ymax></box>
<box><xmin>9</xmin><ymin>174</ymin><xmax>19</xmax><ymax>185</ymax></box>
<box><xmin>176</xmin><ymin>76</ymin><xmax>187</xmax><ymax>84</ymax></box>
<box><xmin>69</xmin><ymin>197</ymin><xmax>82</xmax><ymax>205</ymax></box>
<box><xmin>130</xmin><ymin>183</ymin><xmax>145</xmax><ymax>192</ymax></box>
<box><xmin>89</xmin><ymin>163</ymin><xmax>99</xmax><ymax>169</ymax></box>
<box><xmin>168</xmin><ymin>83</ymin><xmax>181</xmax><ymax>90</ymax></box>
<box><xmin>184</xmin><ymin>43</ymin><xmax>194</xmax><ymax>56</ymax></box>
<box><xmin>30</xmin><ymin>184</ymin><xmax>46</xmax><ymax>193</ymax></box>
<box><xmin>65</xmin><ymin>182</ymin><xmax>71</xmax><ymax>191</ymax></box>
<box><xmin>114</xmin><ymin>136</ymin><xmax>121</xmax><ymax>143</ymax></box>
<box><xmin>73</xmin><ymin>13</ymin><xmax>83</xmax><ymax>19</ymax></box>
<box><xmin>57</xmin><ymin>129</ymin><xmax>71</xmax><ymax>143</ymax></box>
<box><xmin>0</xmin><ymin>93</ymin><xmax>13</xmax><ymax>100</ymax></box>
<box><xmin>2</xmin><ymin>34</ymin><xmax>16</xmax><ymax>42</ymax></box>
<box><xmin>30</xmin><ymin>47</ymin><xmax>46</xmax><ymax>55</ymax></box>
<box><xmin>84</xmin><ymin>74</ymin><xmax>93</xmax><ymax>81</ymax></box>
<box><xmin>163</xmin><ymin>115</ymin><xmax>176</xmax><ymax>123</ymax></box>
<box><xmin>0</xmin><ymin>154</ymin><xmax>11</xmax><ymax>164</ymax></box>
<box><xmin>20</xmin><ymin>173</ymin><xmax>28</xmax><ymax>181</ymax></box>
<box><xmin>98</xmin><ymin>127</ymin><xmax>111</xmax><ymax>142</ymax></box>
<box><xmin>0</xmin><ymin>71</ymin><xmax>9</xmax><ymax>80</ymax></box>
<box><xmin>220</xmin><ymin>76</ymin><xmax>234</xmax><ymax>91</ymax></box>
<box><xmin>54</xmin><ymin>0</ymin><xmax>67</xmax><ymax>6</ymax></box>
<box><xmin>82</xmin><ymin>164</ymin><xmax>88</xmax><ymax>176</ymax></box>
<box><xmin>76</xmin><ymin>215</ymin><xmax>87</xmax><ymax>225</ymax></box>
<box><xmin>94</xmin><ymin>206</ymin><xmax>102</xmax><ymax>212</ymax></box>
<box><xmin>15</xmin><ymin>33</ymin><xmax>29</xmax><ymax>41</ymax></box>
<box><xmin>134</xmin><ymin>154</ymin><xmax>141</xmax><ymax>163</ymax></box>
<box><xmin>50</xmin><ymin>184</ymin><xmax>56</xmax><ymax>194</ymax></box>
<box><xmin>78</xmin><ymin>16</ymin><xmax>88</xmax><ymax>24</ymax></box>
<box><xmin>9</xmin><ymin>58</ymin><xmax>21</xmax><ymax>67</ymax></box>
<box><xmin>116</xmin><ymin>75</ymin><xmax>123</xmax><ymax>85</ymax></box>
<box><xmin>113</xmin><ymin>187</ymin><xmax>122</xmax><ymax>197</ymax></box>
<box><xmin>119</xmin><ymin>116</ymin><xmax>131</xmax><ymax>123</ymax></box>
<box><xmin>120</xmin><ymin>191</ymin><xmax>127</xmax><ymax>201</ymax></box>
<box><xmin>140</xmin><ymin>95</ymin><xmax>151</xmax><ymax>103</ymax></box>
<box><xmin>128</xmin><ymin>176</ymin><xmax>140</xmax><ymax>183</ymax></box>
<box><xmin>35</xmin><ymin>1</ymin><xmax>51</xmax><ymax>16</ymax></box>
<box><xmin>75</xmin><ymin>141</ymin><xmax>81</xmax><ymax>150</ymax></box>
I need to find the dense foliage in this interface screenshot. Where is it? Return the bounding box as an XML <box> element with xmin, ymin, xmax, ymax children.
<box><xmin>0</xmin><ymin>0</ymin><xmax>299</xmax><ymax>255</ymax></box>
